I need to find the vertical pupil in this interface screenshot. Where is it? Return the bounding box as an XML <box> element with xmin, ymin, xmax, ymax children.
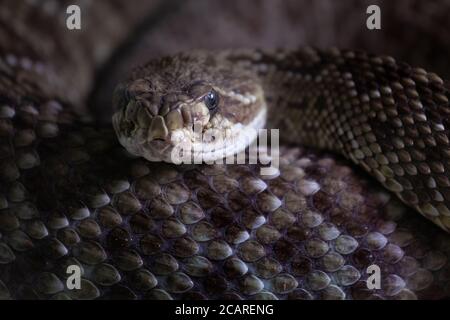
<box><xmin>207</xmin><ymin>92</ymin><xmax>216</xmax><ymax>108</ymax></box>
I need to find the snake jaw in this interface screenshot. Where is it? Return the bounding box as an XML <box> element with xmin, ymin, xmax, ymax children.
<box><xmin>113</xmin><ymin>98</ymin><xmax>267</xmax><ymax>163</ymax></box>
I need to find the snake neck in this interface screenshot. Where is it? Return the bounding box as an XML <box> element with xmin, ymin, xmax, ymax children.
<box><xmin>225</xmin><ymin>48</ymin><xmax>450</xmax><ymax>232</ymax></box>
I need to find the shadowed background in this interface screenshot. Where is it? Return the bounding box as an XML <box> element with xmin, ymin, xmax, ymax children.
<box><xmin>91</xmin><ymin>0</ymin><xmax>450</xmax><ymax>120</ymax></box>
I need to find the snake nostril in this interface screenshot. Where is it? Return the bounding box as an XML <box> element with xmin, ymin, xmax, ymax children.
<box><xmin>147</xmin><ymin>115</ymin><xmax>169</xmax><ymax>141</ymax></box>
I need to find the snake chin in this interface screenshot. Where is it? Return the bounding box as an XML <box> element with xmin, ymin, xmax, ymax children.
<box><xmin>170</xmin><ymin>105</ymin><xmax>268</xmax><ymax>164</ymax></box>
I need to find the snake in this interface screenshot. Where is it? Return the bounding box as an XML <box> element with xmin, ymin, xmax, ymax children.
<box><xmin>1</xmin><ymin>0</ymin><xmax>450</xmax><ymax>300</ymax></box>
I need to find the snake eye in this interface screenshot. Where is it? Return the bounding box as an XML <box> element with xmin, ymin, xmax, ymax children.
<box><xmin>204</xmin><ymin>90</ymin><xmax>219</xmax><ymax>111</ymax></box>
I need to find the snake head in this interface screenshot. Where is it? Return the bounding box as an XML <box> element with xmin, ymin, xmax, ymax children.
<box><xmin>112</xmin><ymin>51</ymin><xmax>266</xmax><ymax>163</ymax></box>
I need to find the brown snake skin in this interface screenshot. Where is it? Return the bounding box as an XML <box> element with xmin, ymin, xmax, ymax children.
<box><xmin>1</xmin><ymin>0</ymin><xmax>450</xmax><ymax>300</ymax></box>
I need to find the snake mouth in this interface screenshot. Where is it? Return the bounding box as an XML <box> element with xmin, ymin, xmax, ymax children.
<box><xmin>113</xmin><ymin>100</ymin><xmax>267</xmax><ymax>163</ymax></box>
<box><xmin>112</xmin><ymin>97</ymin><xmax>213</xmax><ymax>162</ymax></box>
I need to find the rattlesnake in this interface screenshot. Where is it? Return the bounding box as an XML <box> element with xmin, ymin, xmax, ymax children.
<box><xmin>1</xmin><ymin>0</ymin><xmax>450</xmax><ymax>300</ymax></box>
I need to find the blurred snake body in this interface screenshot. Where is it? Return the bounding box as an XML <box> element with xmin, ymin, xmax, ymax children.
<box><xmin>2</xmin><ymin>1</ymin><xmax>450</xmax><ymax>300</ymax></box>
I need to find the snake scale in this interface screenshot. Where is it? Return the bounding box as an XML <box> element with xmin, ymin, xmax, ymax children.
<box><xmin>1</xmin><ymin>0</ymin><xmax>450</xmax><ymax>300</ymax></box>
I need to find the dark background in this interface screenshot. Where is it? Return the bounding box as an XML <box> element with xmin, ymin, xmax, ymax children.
<box><xmin>90</xmin><ymin>0</ymin><xmax>450</xmax><ymax>118</ymax></box>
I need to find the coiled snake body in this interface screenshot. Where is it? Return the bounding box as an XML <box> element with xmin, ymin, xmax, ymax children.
<box><xmin>1</xmin><ymin>1</ymin><xmax>450</xmax><ymax>300</ymax></box>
